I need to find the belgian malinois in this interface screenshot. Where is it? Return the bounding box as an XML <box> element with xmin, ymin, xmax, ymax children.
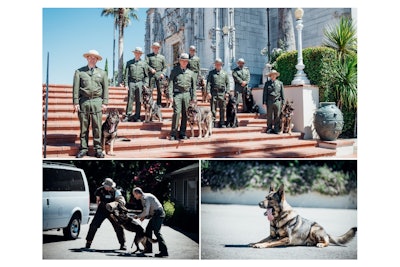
<box><xmin>249</xmin><ymin>185</ymin><xmax>357</xmax><ymax>248</ymax></box>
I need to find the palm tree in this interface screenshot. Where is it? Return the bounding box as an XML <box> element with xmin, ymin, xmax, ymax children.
<box><xmin>278</xmin><ymin>8</ymin><xmax>295</xmax><ymax>51</ymax></box>
<box><xmin>323</xmin><ymin>16</ymin><xmax>357</xmax><ymax>62</ymax></box>
<box><xmin>102</xmin><ymin>8</ymin><xmax>139</xmax><ymax>86</ymax></box>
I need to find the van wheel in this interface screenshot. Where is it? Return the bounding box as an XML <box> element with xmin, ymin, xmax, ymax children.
<box><xmin>63</xmin><ymin>214</ymin><xmax>81</xmax><ymax>240</ymax></box>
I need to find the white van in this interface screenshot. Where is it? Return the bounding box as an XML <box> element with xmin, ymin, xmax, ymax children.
<box><xmin>43</xmin><ymin>162</ymin><xmax>90</xmax><ymax>239</ymax></box>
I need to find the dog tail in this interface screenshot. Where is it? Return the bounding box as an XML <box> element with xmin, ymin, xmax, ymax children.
<box><xmin>328</xmin><ymin>227</ymin><xmax>357</xmax><ymax>246</ymax></box>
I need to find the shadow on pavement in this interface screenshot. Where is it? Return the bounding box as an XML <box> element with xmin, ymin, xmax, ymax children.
<box><xmin>69</xmin><ymin>248</ymin><xmax>153</xmax><ymax>258</ymax></box>
<box><xmin>169</xmin><ymin>226</ymin><xmax>199</xmax><ymax>243</ymax></box>
<box><xmin>43</xmin><ymin>234</ymin><xmax>71</xmax><ymax>244</ymax></box>
<box><xmin>224</xmin><ymin>244</ymin><xmax>251</xmax><ymax>248</ymax></box>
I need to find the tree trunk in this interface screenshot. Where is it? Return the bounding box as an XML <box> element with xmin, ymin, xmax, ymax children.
<box><xmin>278</xmin><ymin>8</ymin><xmax>296</xmax><ymax>51</ymax></box>
<box><xmin>117</xmin><ymin>9</ymin><xmax>125</xmax><ymax>86</ymax></box>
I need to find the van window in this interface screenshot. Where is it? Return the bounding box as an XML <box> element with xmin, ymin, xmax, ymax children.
<box><xmin>43</xmin><ymin>168</ymin><xmax>85</xmax><ymax>191</ymax></box>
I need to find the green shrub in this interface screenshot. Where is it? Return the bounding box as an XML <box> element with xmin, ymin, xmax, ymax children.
<box><xmin>201</xmin><ymin>161</ymin><xmax>356</xmax><ymax>196</ymax></box>
<box><xmin>163</xmin><ymin>200</ymin><xmax>175</xmax><ymax>222</ymax></box>
<box><xmin>275</xmin><ymin>47</ymin><xmax>337</xmax><ymax>100</ymax></box>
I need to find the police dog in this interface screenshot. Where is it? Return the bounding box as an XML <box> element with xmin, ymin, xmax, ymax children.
<box><xmin>160</xmin><ymin>76</ymin><xmax>172</xmax><ymax>108</ymax></box>
<box><xmin>101</xmin><ymin>109</ymin><xmax>120</xmax><ymax>156</ymax></box>
<box><xmin>107</xmin><ymin>199</ymin><xmax>158</xmax><ymax>254</ymax></box>
<box><xmin>226</xmin><ymin>94</ymin><xmax>239</xmax><ymax>128</ymax></box>
<box><xmin>249</xmin><ymin>185</ymin><xmax>357</xmax><ymax>249</ymax></box>
<box><xmin>279</xmin><ymin>100</ymin><xmax>295</xmax><ymax>135</ymax></box>
<box><xmin>142</xmin><ymin>85</ymin><xmax>162</xmax><ymax>122</ymax></box>
<box><xmin>187</xmin><ymin>103</ymin><xmax>213</xmax><ymax>139</ymax></box>
<box><xmin>197</xmin><ymin>75</ymin><xmax>208</xmax><ymax>103</ymax></box>
<box><xmin>244</xmin><ymin>87</ymin><xmax>260</xmax><ymax>113</ymax></box>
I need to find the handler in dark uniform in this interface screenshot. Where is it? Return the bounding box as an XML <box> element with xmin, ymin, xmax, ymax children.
<box><xmin>188</xmin><ymin>45</ymin><xmax>200</xmax><ymax>84</ymax></box>
<box><xmin>73</xmin><ymin>50</ymin><xmax>108</xmax><ymax>158</ymax></box>
<box><xmin>85</xmin><ymin>178</ymin><xmax>126</xmax><ymax>250</ymax></box>
<box><xmin>146</xmin><ymin>42</ymin><xmax>167</xmax><ymax>106</ymax></box>
<box><xmin>122</xmin><ymin>47</ymin><xmax>149</xmax><ymax>122</ymax></box>
<box><xmin>168</xmin><ymin>53</ymin><xmax>196</xmax><ymax>140</ymax></box>
<box><xmin>232</xmin><ymin>58</ymin><xmax>250</xmax><ymax>112</ymax></box>
<box><xmin>263</xmin><ymin>70</ymin><xmax>285</xmax><ymax>134</ymax></box>
<box><xmin>132</xmin><ymin>187</ymin><xmax>168</xmax><ymax>258</ymax></box>
<box><xmin>206</xmin><ymin>58</ymin><xmax>230</xmax><ymax>128</ymax></box>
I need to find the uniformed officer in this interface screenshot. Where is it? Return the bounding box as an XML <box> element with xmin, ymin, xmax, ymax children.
<box><xmin>121</xmin><ymin>47</ymin><xmax>149</xmax><ymax>122</ymax></box>
<box><xmin>146</xmin><ymin>42</ymin><xmax>167</xmax><ymax>106</ymax></box>
<box><xmin>168</xmin><ymin>53</ymin><xmax>197</xmax><ymax>140</ymax></box>
<box><xmin>85</xmin><ymin>178</ymin><xmax>126</xmax><ymax>250</ymax></box>
<box><xmin>73</xmin><ymin>50</ymin><xmax>108</xmax><ymax>158</ymax></box>
<box><xmin>188</xmin><ymin>45</ymin><xmax>200</xmax><ymax>84</ymax></box>
<box><xmin>206</xmin><ymin>58</ymin><xmax>230</xmax><ymax>128</ymax></box>
<box><xmin>262</xmin><ymin>70</ymin><xmax>286</xmax><ymax>134</ymax></box>
<box><xmin>132</xmin><ymin>187</ymin><xmax>169</xmax><ymax>258</ymax></box>
<box><xmin>232</xmin><ymin>58</ymin><xmax>250</xmax><ymax>112</ymax></box>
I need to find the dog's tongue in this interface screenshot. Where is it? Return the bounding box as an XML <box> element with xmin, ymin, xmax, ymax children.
<box><xmin>264</xmin><ymin>208</ymin><xmax>274</xmax><ymax>221</ymax></box>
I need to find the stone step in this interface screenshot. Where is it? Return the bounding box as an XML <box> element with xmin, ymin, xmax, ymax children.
<box><xmin>43</xmin><ymin>132</ymin><xmax>311</xmax><ymax>158</ymax></box>
<box><xmin>43</xmin><ymin>111</ymin><xmax>263</xmax><ymax>122</ymax></box>
<box><xmin>44</xmin><ymin>125</ymin><xmax>268</xmax><ymax>144</ymax></box>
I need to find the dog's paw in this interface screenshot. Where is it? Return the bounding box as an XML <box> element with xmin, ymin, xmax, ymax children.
<box><xmin>252</xmin><ymin>243</ymin><xmax>268</xmax><ymax>248</ymax></box>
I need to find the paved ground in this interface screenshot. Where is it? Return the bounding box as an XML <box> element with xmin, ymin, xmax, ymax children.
<box><xmin>43</xmin><ymin>216</ymin><xmax>199</xmax><ymax>259</ymax></box>
<box><xmin>201</xmin><ymin>204</ymin><xmax>357</xmax><ymax>259</ymax></box>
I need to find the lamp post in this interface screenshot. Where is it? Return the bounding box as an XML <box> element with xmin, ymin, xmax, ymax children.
<box><xmin>291</xmin><ymin>8</ymin><xmax>310</xmax><ymax>85</ymax></box>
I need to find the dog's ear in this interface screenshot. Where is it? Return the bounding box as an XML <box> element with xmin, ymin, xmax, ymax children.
<box><xmin>269</xmin><ymin>185</ymin><xmax>275</xmax><ymax>192</ymax></box>
<box><xmin>277</xmin><ymin>184</ymin><xmax>285</xmax><ymax>201</ymax></box>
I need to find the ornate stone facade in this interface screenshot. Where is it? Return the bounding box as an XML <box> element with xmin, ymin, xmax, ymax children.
<box><xmin>145</xmin><ymin>8</ymin><xmax>353</xmax><ymax>87</ymax></box>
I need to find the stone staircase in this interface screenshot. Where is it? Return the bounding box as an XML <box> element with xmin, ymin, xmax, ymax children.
<box><xmin>42</xmin><ymin>84</ymin><xmax>342</xmax><ymax>158</ymax></box>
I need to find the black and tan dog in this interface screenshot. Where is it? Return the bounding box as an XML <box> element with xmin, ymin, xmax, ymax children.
<box><xmin>226</xmin><ymin>94</ymin><xmax>239</xmax><ymax>128</ymax></box>
<box><xmin>142</xmin><ymin>85</ymin><xmax>162</xmax><ymax>122</ymax></box>
<box><xmin>197</xmin><ymin>75</ymin><xmax>208</xmax><ymax>103</ymax></box>
<box><xmin>249</xmin><ymin>185</ymin><xmax>357</xmax><ymax>248</ymax></box>
<box><xmin>160</xmin><ymin>76</ymin><xmax>172</xmax><ymax>108</ymax></box>
<box><xmin>279</xmin><ymin>100</ymin><xmax>294</xmax><ymax>135</ymax></box>
<box><xmin>101</xmin><ymin>109</ymin><xmax>120</xmax><ymax>156</ymax></box>
<box><xmin>107</xmin><ymin>199</ymin><xmax>157</xmax><ymax>254</ymax></box>
<box><xmin>187</xmin><ymin>103</ymin><xmax>213</xmax><ymax>139</ymax></box>
<box><xmin>244</xmin><ymin>87</ymin><xmax>260</xmax><ymax>113</ymax></box>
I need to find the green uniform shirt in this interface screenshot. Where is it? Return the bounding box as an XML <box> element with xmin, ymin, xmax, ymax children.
<box><xmin>146</xmin><ymin>52</ymin><xmax>167</xmax><ymax>78</ymax></box>
<box><xmin>263</xmin><ymin>79</ymin><xmax>285</xmax><ymax>104</ymax></box>
<box><xmin>73</xmin><ymin>65</ymin><xmax>109</xmax><ymax>105</ymax></box>
<box><xmin>168</xmin><ymin>66</ymin><xmax>197</xmax><ymax>101</ymax></box>
<box><xmin>232</xmin><ymin>66</ymin><xmax>250</xmax><ymax>89</ymax></box>
<box><xmin>124</xmin><ymin>58</ymin><xmax>149</xmax><ymax>85</ymax></box>
<box><xmin>188</xmin><ymin>55</ymin><xmax>200</xmax><ymax>73</ymax></box>
<box><xmin>206</xmin><ymin>69</ymin><xmax>230</xmax><ymax>94</ymax></box>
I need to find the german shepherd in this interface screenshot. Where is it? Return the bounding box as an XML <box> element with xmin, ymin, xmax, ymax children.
<box><xmin>226</xmin><ymin>94</ymin><xmax>239</xmax><ymax>128</ymax></box>
<box><xmin>187</xmin><ymin>103</ymin><xmax>213</xmax><ymax>139</ymax></box>
<box><xmin>107</xmin><ymin>199</ymin><xmax>158</xmax><ymax>254</ymax></box>
<box><xmin>249</xmin><ymin>184</ymin><xmax>357</xmax><ymax>248</ymax></box>
<box><xmin>101</xmin><ymin>109</ymin><xmax>120</xmax><ymax>156</ymax></box>
<box><xmin>160</xmin><ymin>76</ymin><xmax>172</xmax><ymax>108</ymax></box>
<box><xmin>142</xmin><ymin>85</ymin><xmax>162</xmax><ymax>122</ymax></box>
<box><xmin>244</xmin><ymin>87</ymin><xmax>260</xmax><ymax>113</ymax></box>
<box><xmin>279</xmin><ymin>100</ymin><xmax>294</xmax><ymax>135</ymax></box>
<box><xmin>197</xmin><ymin>74</ymin><xmax>208</xmax><ymax>103</ymax></box>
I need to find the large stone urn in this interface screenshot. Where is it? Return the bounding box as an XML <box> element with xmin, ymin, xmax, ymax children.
<box><xmin>314</xmin><ymin>102</ymin><xmax>344</xmax><ymax>141</ymax></box>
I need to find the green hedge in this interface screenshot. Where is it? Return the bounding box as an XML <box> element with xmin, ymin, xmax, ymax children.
<box><xmin>201</xmin><ymin>160</ymin><xmax>356</xmax><ymax>196</ymax></box>
<box><xmin>275</xmin><ymin>47</ymin><xmax>337</xmax><ymax>100</ymax></box>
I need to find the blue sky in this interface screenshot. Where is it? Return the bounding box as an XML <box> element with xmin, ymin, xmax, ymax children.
<box><xmin>42</xmin><ymin>8</ymin><xmax>147</xmax><ymax>85</ymax></box>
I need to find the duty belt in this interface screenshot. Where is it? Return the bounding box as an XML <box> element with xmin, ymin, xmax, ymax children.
<box><xmin>213</xmin><ymin>87</ymin><xmax>226</xmax><ymax>92</ymax></box>
<box><xmin>129</xmin><ymin>78</ymin><xmax>142</xmax><ymax>83</ymax></box>
<box><xmin>81</xmin><ymin>95</ymin><xmax>101</xmax><ymax>100</ymax></box>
